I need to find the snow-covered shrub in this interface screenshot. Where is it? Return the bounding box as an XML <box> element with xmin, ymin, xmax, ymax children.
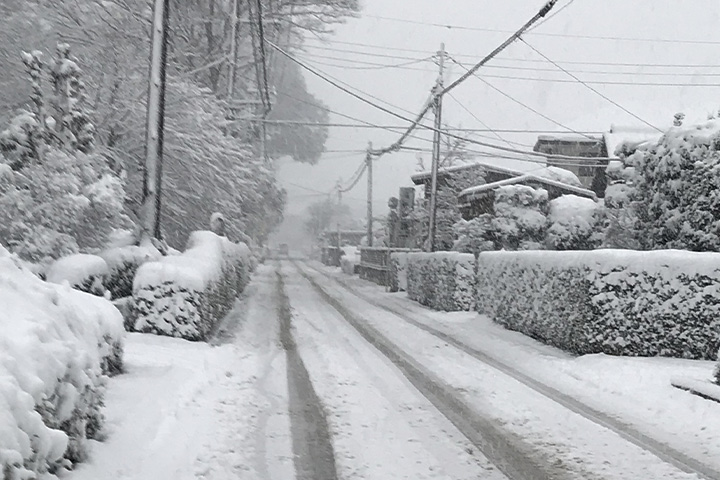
<box><xmin>46</xmin><ymin>253</ymin><xmax>109</xmax><ymax>296</ymax></box>
<box><xmin>405</xmin><ymin>252</ymin><xmax>475</xmax><ymax>311</ymax></box>
<box><xmin>491</xmin><ymin>185</ymin><xmax>548</xmax><ymax>250</ymax></box>
<box><xmin>132</xmin><ymin>231</ymin><xmax>251</xmax><ymax>341</ymax></box>
<box><xmin>452</xmin><ymin>215</ymin><xmax>495</xmax><ymax>255</ymax></box>
<box><xmin>476</xmin><ymin>250</ymin><xmax>720</xmax><ymax>359</ymax></box>
<box><xmin>630</xmin><ymin>120</ymin><xmax>720</xmax><ymax>251</ymax></box>
<box><xmin>0</xmin><ymin>246</ymin><xmax>124</xmax><ymax>478</ymax></box>
<box><xmin>99</xmin><ymin>244</ymin><xmax>161</xmax><ymax>300</ymax></box>
<box><xmin>545</xmin><ymin>195</ymin><xmax>603</xmax><ymax>250</ymax></box>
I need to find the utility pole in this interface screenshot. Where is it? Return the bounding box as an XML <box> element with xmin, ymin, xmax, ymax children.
<box><xmin>140</xmin><ymin>0</ymin><xmax>171</xmax><ymax>240</ymax></box>
<box><xmin>366</xmin><ymin>142</ymin><xmax>374</xmax><ymax>247</ymax></box>
<box><xmin>427</xmin><ymin>43</ymin><xmax>445</xmax><ymax>252</ymax></box>
<box><xmin>336</xmin><ymin>179</ymin><xmax>343</xmax><ymax>253</ymax></box>
<box><xmin>226</xmin><ymin>0</ymin><xmax>240</xmax><ymax>100</ymax></box>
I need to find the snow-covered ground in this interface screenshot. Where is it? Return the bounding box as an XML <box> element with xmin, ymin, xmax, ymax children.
<box><xmin>303</xmin><ymin>262</ymin><xmax>718</xmax><ymax>479</ymax></box>
<box><xmin>66</xmin><ymin>265</ymin><xmax>294</xmax><ymax>480</ymax></box>
<box><xmin>63</xmin><ymin>260</ymin><xmax>719</xmax><ymax>479</ymax></box>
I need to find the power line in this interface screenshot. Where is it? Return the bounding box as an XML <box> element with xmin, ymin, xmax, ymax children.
<box><xmin>359</xmin><ymin>12</ymin><xmax>720</xmax><ymax>45</ymax></box>
<box><xmin>521</xmin><ymin>39</ymin><xmax>663</xmax><ymax>132</ymax></box>
<box><xmin>457</xmin><ymin>72</ymin><xmax>720</xmax><ymax>87</ymax></box>
<box><xmin>447</xmin><ymin>55</ymin><xmax>597</xmax><ymax>140</ymax></box>
<box><xmin>295</xmin><ymin>51</ymin><xmax>434</xmax><ymax>71</ymax></box>
<box><xmin>268</xmin><ymin>40</ymin><xmax>620</xmax><ymax>163</ymax></box>
<box><xmin>260</xmin><ymin>118</ymin><xmax>605</xmax><ymax>135</ymax></box>
<box><xmin>444</xmin><ymin>92</ymin><xmax>525</xmax><ymax>148</ymax></box>
<box><xmin>442</xmin><ymin>0</ymin><xmax>558</xmax><ymax>96</ymax></box>
<box><xmin>303</xmin><ymin>39</ymin><xmax>720</xmax><ymax>69</ymax></box>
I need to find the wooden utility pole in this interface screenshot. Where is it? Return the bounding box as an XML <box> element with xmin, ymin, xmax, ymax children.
<box><xmin>366</xmin><ymin>142</ymin><xmax>374</xmax><ymax>247</ymax></box>
<box><xmin>336</xmin><ymin>180</ymin><xmax>343</xmax><ymax>252</ymax></box>
<box><xmin>140</xmin><ymin>0</ymin><xmax>171</xmax><ymax>240</ymax></box>
<box><xmin>226</xmin><ymin>0</ymin><xmax>240</xmax><ymax>100</ymax></box>
<box><xmin>427</xmin><ymin>43</ymin><xmax>445</xmax><ymax>252</ymax></box>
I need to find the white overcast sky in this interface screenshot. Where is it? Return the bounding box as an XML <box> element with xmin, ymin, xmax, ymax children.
<box><xmin>277</xmin><ymin>0</ymin><xmax>720</xmax><ymax>218</ymax></box>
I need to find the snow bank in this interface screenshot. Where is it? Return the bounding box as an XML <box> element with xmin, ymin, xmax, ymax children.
<box><xmin>477</xmin><ymin>250</ymin><xmax>720</xmax><ymax>359</ymax></box>
<box><xmin>46</xmin><ymin>254</ymin><xmax>109</xmax><ymax>296</ymax></box>
<box><xmin>99</xmin><ymin>244</ymin><xmax>161</xmax><ymax>300</ymax></box>
<box><xmin>404</xmin><ymin>252</ymin><xmax>475</xmax><ymax>311</ymax></box>
<box><xmin>340</xmin><ymin>247</ymin><xmax>360</xmax><ymax>275</ymax></box>
<box><xmin>132</xmin><ymin>231</ymin><xmax>251</xmax><ymax>341</ymax></box>
<box><xmin>0</xmin><ymin>246</ymin><xmax>124</xmax><ymax>478</ymax></box>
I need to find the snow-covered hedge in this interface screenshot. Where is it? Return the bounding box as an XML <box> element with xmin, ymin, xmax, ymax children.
<box><xmin>405</xmin><ymin>252</ymin><xmax>475</xmax><ymax>311</ymax></box>
<box><xmin>132</xmin><ymin>231</ymin><xmax>250</xmax><ymax>340</ymax></box>
<box><xmin>476</xmin><ymin>250</ymin><xmax>720</xmax><ymax>359</ymax></box>
<box><xmin>0</xmin><ymin>246</ymin><xmax>124</xmax><ymax>478</ymax></box>
<box><xmin>99</xmin><ymin>245</ymin><xmax>161</xmax><ymax>300</ymax></box>
<box><xmin>46</xmin><ymin>254</ymin><xmax>109</xmax><ymax>296</ymax></box>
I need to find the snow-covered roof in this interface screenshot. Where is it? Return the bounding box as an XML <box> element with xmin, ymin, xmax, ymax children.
<box><xmin>459</xmin><ymin>174</ymin><xmax>597</xmax><ymax>202</ymax></box>
<box><xmin>603</xmin><ymin>126</ymin><xmax>663</xmax><ymax>158</ymax></box>
<box><xmin>536</xmin><ymin>134</ymin><xmax>603</xmax><ymax>143</ymax></box>
<box><xmin>411</xmin><ymin>159</ymin><xmax>582</xmax><ymax>187</ymax></box>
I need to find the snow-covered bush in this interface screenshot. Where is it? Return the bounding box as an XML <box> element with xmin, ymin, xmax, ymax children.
<box><xmin>132</xmin><ymin>231</ymin><xmax>251</xmax><ymax>341</ymax></box>
<box><xmin>492</xmin><ymin>185</ymin><xmax>548</xmax><ymax>250</ymax></box>
<box><xmin>630</xmin><ymin>120</ymin><xmax>720</xmax><ymax>251</ymax></box>
<box><xmin>405</xmin><ymin>252</ymin><xmax>475</xmax><ymax>311</ymax></box>
<box><xmin>99</xmin><ymin>244</ymin><xmax>161</xmax><ymax>300</ymax></box>
<box><xmin>545</xmin><ymin>195</ymin><xmax>603</xmax><ymax>250</ymax></box>
<box><xmin>452</xmin><ymin>215</ymin><xmax>495</xmax><ymax>255</ymax></box>
<box><xmin>476</xmin><ymin>250</ymin><xmax>720</xmax><ymax>359</ymax></box>
<box><xmin>0</xmin><ymin>246</ymin><xmax>124</xmax><ymax>478</ymax></box>
<box><xmin>46</xmin><ymin>254</ymin><xmax>108</xmax><ymax>296</ymax></box>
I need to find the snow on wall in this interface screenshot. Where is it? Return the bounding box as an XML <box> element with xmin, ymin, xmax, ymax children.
<box><xmin>477</xmin><ymin>250</ymin><xmax>720</xmax><ymax>360</ymax></box>
<box><xmin>132</xmin><ymin>231</ymin><xmax>251</xmax><ymax>341</ymax></box>
<box><xmin>403</xmin><ymin>252</ymin><xmax>475</xmax><ymax>311</ymax></box>
<box><xmin>0</xmin><ymin>246</ymin><xmax>124</xmax><ymax>478</ymax></box>
<box><xmin>46</xmin><ymin>254</ymin><xmax>109</xmax><ymax>296</ymax></box>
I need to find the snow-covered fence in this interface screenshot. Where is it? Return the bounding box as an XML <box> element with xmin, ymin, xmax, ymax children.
<box><xmin>405</xmin><ymin>252</ymin><xmax>476</xmax><ymax>311</ymax></box>
<box><xmin>476</xmin><ymin>250</ymin><xmax>720</xmax><ymax>360</ymax></box>
<box><xmin>132</xmin><ymin>231</ymin><xmax>251</xmax><ymax>341</ymax></box>
<box><xmin>0</xmin><ymin>247</ymin><xmax>124</xmax><ymax>478</ymax></box>
<box><xmin>99</xmin><ymin>245</ymin><xmax>162</xmax><ymax>300</ymax></box>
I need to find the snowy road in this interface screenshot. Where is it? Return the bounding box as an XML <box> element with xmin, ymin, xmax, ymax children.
<box><xmin>285</xmin><ymin>260</ymin><xmax>711</xmax><ymax>480</ymax></box>
<box><xmin>68</xmin><ymin>261</ymin><xmax>715</xmax><ymax>480</ymax></box>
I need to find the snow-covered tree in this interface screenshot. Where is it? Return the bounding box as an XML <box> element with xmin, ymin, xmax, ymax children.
<box><xmin>452</xmin><ymin>215</ymin><xmax>495</xmax><ymax>255</ymax></box>
<box><xmin>490</xmin><ymin>185</ymin><xmax>548</xmax><ymax>250</ymax></box>
<box><xmin>0</xmin><ymin>47</ymin><xmax>131</xmax><ymax>264</ymax></box>
<box><xmin>545</xmin><ymin>195</ymin><xmax>603</xmax><ymax>250</ymax></box>
<box><xmin>631</xmin><ymin>120</ymin><xmax>720</xmax><ymax>251</ymax></box>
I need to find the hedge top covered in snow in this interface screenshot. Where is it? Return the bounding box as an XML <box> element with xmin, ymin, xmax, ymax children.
<box><xmin>479</xmin><ymin>249</ymin><xmax>720</xmax><ymax>276</ymax></box>
<box><xmin>134</xmin><ymin>231</ymin><xmax>250</xmax><ymax>292</ymax></box>
<box><xmin>46</xmin><ymin>254</ymin><xmax>109</xmax><ymax>287</ymax></box>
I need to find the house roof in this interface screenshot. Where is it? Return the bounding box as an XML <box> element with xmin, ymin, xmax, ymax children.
<box><xmin>458</xmin><ymin>174</ymin><xmax>597</xmax><ymax>203</ymax></box>
<box><xmin>410</xmin><ymin>159</ymin><xmax>582</xmax><ymax>186</ymax></box>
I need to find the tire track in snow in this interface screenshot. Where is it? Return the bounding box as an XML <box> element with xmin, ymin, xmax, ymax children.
<box><xmin>291</xmin><ymin>262</ymin><xmax>570</xmax><ymax>480</ymax></box>
<box><xmin>300</xmin><ymin>261</ymin><xmax>719</xmax><ymax>480</ymax></box>
<box><xmin>275</xmin><ymin>266</ymin><xmax>338</xmax><ymax>480</ymax></box>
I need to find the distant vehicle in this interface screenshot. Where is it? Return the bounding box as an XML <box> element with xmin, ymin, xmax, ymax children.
<box><xmin>278</xmin><ymin>243</ymin><xmax>289</xmax><ymax>257</ymax></box>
